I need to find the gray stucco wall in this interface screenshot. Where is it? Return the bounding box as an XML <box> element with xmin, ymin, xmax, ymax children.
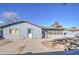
<box><xmin>3</xmin><ymin>23</ymin><xmax>42</xmax><ymax>39</ymax></box>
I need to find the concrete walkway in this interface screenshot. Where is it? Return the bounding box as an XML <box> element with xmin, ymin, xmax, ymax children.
<box><xmin>20</xmin><ymin>39</ymin><xmax>48</xmax><ymax>54</ymax></box>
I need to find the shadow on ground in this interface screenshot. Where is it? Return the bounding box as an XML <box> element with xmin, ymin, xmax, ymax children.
<box><xmin>22</xmin><ymin>49</ymin><xmax>79</xmax><ymax>55</ymax></box>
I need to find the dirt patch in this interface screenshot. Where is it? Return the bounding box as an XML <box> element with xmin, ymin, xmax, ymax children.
<box><xmin>42</xmin><ymin>40</ymin><xmax>53</xmax><ymax>48</ymax></box>
<box><xmin>0</xmin><ymin>40</ymin><xmax>12</xmax><ymax>47</ymax></box>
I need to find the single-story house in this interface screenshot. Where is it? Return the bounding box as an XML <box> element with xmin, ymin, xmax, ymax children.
<box><xmin>43</xmin><ymin>22</ymin><xmax>65</xmax><ymax>39</ymax></box>
<box><xmin>0</xmin><ymin>21</ymin><xmax>44</xmax><ymax>39</ymax></box>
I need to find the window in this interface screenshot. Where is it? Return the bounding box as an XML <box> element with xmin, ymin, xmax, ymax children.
<box><xmin>27</xmin><ymin>28</ymin><xmax>32</xmax><ymax>38</ymax></box>
<box><xmin>48</xmin><ymin>31</ymin><xmax>52</xmax><ymax>35</ymax></box>
<box><xmin>53</xmin><ymin>31</ymin><xmax>63</xmax><ymax>35</ymax></box>
<box><xmin>9</xmin><ymin>29</ymin><xmax>19</xmax><ymax>34</ymax></box>
<box><xmin>53</xmin><ymin>31</ymin><xmax>56</xmax><ymax>35</ymax></box>
<box><xmin>9</xmin><ymin>29</ymin><xmax>15</xmax><ymax>34</ymax></box>
<box><xmin>15</xmin><ymin>29</ymin><xmax>19</xmax><ymax>33</ymax></box>
<box><xmin>59</xmin><ymin>31</ymin><xmax>63</xmax><ymax>35</ymax></box>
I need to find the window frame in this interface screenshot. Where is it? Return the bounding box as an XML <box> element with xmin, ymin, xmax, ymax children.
<box><xmin>9</xmin><ymin>28</ymin><xmax>19</xmax><ymax>34</ymax></box>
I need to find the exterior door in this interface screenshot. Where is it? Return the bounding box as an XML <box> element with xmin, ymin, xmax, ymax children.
<box><xmin>27</xmin><ymin>28</ymin><xmax>32</xmax><ymax>38</ymax></box>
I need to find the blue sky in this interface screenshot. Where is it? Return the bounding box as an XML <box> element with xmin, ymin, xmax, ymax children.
<box><xmin>0</xmin><ymin>3</ymin><xmax>79</xmax><ymax>27</ymax></box>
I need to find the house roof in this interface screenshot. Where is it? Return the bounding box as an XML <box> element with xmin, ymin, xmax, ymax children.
<box><xmin>42</xmin><ymin>26</ymin><xmax>64</xmax><ymax>30</ymax></box>
<box><xmin>64</xmin><ymin>28</ymin><xmax>79</xmax><ymax>31</ymax></box>
<box><xmin>0</xmin><ymin>21</ymin><xmax>43</xmax><ymax>28</ymax></box>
